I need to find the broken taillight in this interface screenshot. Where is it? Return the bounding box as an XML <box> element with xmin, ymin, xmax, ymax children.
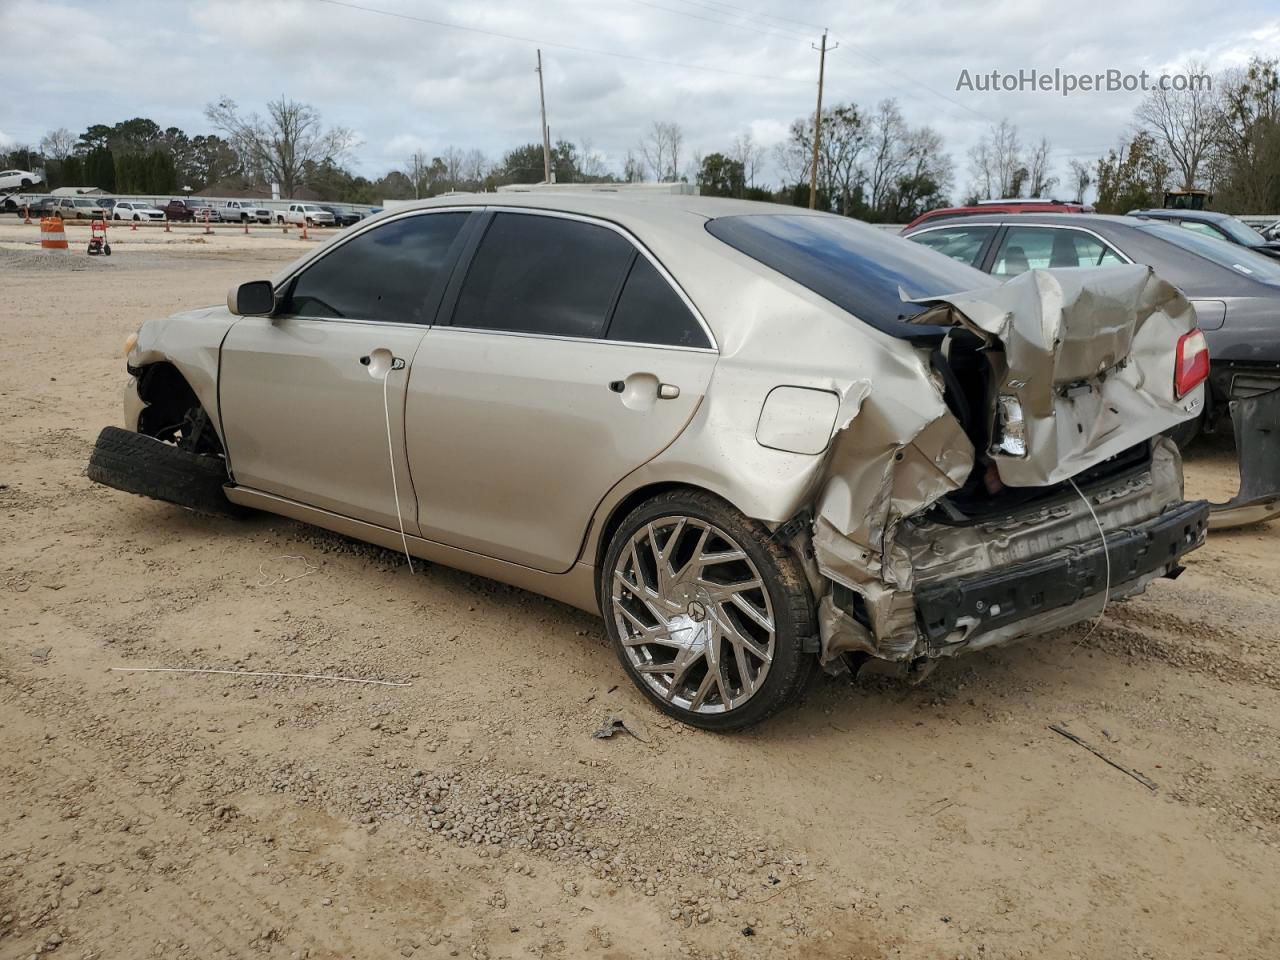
<box><xmin>1174</xmin><ymin>328</ymin><xmax>1210</xmax><ymax>399</ymax></box>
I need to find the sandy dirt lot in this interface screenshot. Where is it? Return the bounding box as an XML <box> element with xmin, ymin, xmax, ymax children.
<box><xmin>2</xmin><ymin>227</ymin><xmax>1278</xmax><ymax>960</ymax></box>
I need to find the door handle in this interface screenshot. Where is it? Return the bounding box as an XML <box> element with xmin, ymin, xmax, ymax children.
<box><xmin>361</xmin><ymin>351</ymin><xmax>405</xmax><ymax>377</ymax></box>
<box><xmin>609</xmin><ymin>378</ymin><xmax>680</xmax><ymax>399</ymax></box>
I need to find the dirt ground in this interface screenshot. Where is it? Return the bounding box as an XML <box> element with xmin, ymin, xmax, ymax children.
<box><xmin>2</xmin><ymin>228</ymin><xmax>1278</xmax><ymax>960</ymax></box>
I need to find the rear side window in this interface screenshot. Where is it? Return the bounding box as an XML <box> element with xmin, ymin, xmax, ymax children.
<box><xmin>451</xmin><ymin>213</ymin><xmax>635</xmax><ymax>338</ymax></box>
<box><xmin>992</xmin><ymin>226</ymin><xmax>1123</xmax><ymax>276</ymax></box>
<box><xmin>284</xmin><ymin>212</ymin><xmax>468</xmax><ymax>324</ymax></box>
<box><xmin>988</xmin><ymin>229</ymin><xmax>1121</xmax><ymax>277</ymax></box>
<box><xmin>705</xmin><ymin>213</ymin><xmax>996</xmax><ymax>337</ymax></box>
<box><xmin>607</xmin><ymin>256</ymin><xmax>709</xmax><ymax>348</ymax></box>
<box><xmin>909</xmin><ymin>226</ymin><xmax>994</xmax><ymax>267</ymax></box>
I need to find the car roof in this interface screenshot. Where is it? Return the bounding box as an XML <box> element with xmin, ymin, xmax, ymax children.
<box><xmin>362</xmin><ymin>191</ymin><xmax>827</xmax><ymax>233</ymax></box>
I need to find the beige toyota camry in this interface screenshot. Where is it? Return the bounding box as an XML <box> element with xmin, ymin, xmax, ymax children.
<box><xmin>90</xmin><ymin>192</ymin><xmax>1211</xmax><ymax>729</ymax></box>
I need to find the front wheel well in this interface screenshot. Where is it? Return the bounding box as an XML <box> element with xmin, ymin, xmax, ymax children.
<box><xmin>134</xmin><ymin>362</ymin><xmax>225</xmax><ymax>456</ymax></box>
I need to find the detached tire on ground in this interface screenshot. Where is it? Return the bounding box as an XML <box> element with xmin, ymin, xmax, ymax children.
<box><xmin>87</xmin><ymin>426</ymin><xmax>244</xmax><ymax>518</ymax></box>
<box><xmin>600</xmin><ymin>488</ymin><xmax>816</xmax><ymax>731</ymax></box>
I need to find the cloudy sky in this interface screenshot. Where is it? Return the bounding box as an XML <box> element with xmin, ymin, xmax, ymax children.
<box><xmin>2</xmin><ymin>0</ymin><xmax>1277</xmax><ymax>194</ymax></box>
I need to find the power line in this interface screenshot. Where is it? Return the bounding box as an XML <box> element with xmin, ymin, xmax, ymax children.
<box><xmin>623</xmin><ymin>0</ymin><xmax>814</xmax><ymax>44</ymax></box>
<box><xmin>308</xmin><ymin>0</ymin><xmax>805</xmax><ymax>84</ymax></box>
<box><xmin>669</xmin><ymin>0</ymin><xmax>826</xmax><ymax>33</ymax></box>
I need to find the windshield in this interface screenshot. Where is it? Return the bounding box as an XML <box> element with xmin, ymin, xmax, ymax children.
<box><xmin>705</xmin><ymin>213</ymin><xmax>997</xmax><ymax>337</ymax></box>
<box><xmin>1141</xmin><ymin>223</ymin><xmax>1280</xmax><ymax>285</ymax></box>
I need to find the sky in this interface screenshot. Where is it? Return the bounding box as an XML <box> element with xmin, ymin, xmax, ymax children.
<box><xmin>2</xmin><ymin>0</ymin><xmax>1278</xmax><ymax>196</ymax></box>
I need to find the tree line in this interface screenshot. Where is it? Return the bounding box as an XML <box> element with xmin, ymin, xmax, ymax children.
<box><xmin>3</xmin><ymin>54</ymin><xmax>1275</xmax><ymax>217</ymax></box>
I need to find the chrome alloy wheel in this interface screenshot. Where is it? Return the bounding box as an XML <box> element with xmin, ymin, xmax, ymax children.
<box><xmin>610</xmin><ymin>516</ymin><xmax>776</xmax><ymax>715</ymax></box>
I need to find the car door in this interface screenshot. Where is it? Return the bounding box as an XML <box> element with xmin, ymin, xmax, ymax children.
<box><xmin>404</xmin><ymin>209</ymin><xmax>718</xmax><ymax>573</ymax></box>
<box><xmin>218</xmin><ymin>209</ymin><xmax>474</xmax><ymax>530</ymax></box>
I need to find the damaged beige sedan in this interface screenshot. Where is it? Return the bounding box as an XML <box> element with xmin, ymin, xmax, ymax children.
<box><xmin>90</xmin><ymin>195</ymin><xmax>1211</xmax><ymax>729</ymax></box>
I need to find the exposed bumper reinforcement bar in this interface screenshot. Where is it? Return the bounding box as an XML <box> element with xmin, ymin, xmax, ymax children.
<box><xmin>914</xmin><ymin>499</ymin><xmax>1210</xmax><ymax>644</ymax></box>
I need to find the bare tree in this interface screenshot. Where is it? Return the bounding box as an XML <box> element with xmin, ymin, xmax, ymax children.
<box><xmin>777</xmin><ymin>104</ymin><xmax>866</xmax><ymax>210</ymax></box>
<box><xmin>1068</xmin><ymin>158</ymin><xmax>1092</xmax><ymax>203</ymax></box>
<box><xmin>968</xmin><ymin>119</ymin><xmax>1023</xmax><ymax>198</ymax></box>
<box><xmin>438</xmin><ymin>145</ymin><xmax>465</xmax><ymax>190</ymax></box>
<box><xmin>773</xmin><ymin>123</ymin><xmax>813</xmax><ymax>187</ymax></box>
<box><xmin>205</xmin><ymin>96</ymin><xmax>356</xmax><ymax>198</ymax></box>
<box><xmin>622</xmin><ymin>150</ymin><xmax>644</xmax><ymax>183</ymax></box>
<box><xmin>576</xmin><ymin>138</ymin><xmax>608</xmax><ymax>179</ymax></box>
<box><xmin>1134</xmin><ymin>60</ymin><xmax>1216</xmax><ymax>190</ymax></box>
<box><xmin>461</xmin><ymin>149</ymin><xmax>488</xmax><ymax>185</ymax></box>
<box><xmin>1026</xmin><ymin>137</ymin><xmax>1057</xmax><ymax>196</ymax></box>
<box><xmin>39</xmin><ymin>128</ymin><xmax>76</xmax><ymax>159</ymax></box>
<box><xmin>638</xmin><ymin>121</ymin><xmax>684</xmax><ymax>181</ymax></box>
<box><xmin>729</xmin><ymin>131</ymin><xmax>765</xmax><ymax>188</ymax></box>
<box><xmin>405</xmin><ymin>150</ymin><xmax>431</xmax><ymax>199</ymax></box>
<box><xmin>865</xmin><ymin>99</ymin><xmax>910</xmax><ymax>211</ymax></box>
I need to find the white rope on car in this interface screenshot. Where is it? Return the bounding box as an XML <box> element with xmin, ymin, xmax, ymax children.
<box><xmin>1070</xmin><ymin>477</ymin><xmax>1111</xmax><ymax>641</ymax></box>
<box><xmin>382</xmin><ymin>361</ymin><xmax>415</xmax><ymax>573</ymax></box>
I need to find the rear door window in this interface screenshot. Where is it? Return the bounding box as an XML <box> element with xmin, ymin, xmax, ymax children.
<box><xmin>991</xmin><ymin>226</ymin><xmax>1124</xmax><ymax>276</ymax></box>
<box><xmin>451</xmin><ymin>213</ymin><xmax>635</xmax><ymax>339</ymax></box>
<box><xmin>283</xmin><ymin>212</ymin><xmax>469</xmax><ymax>324</ymax></box>
<box><xmin>606</xmin><ymin>255</ymin><xmax>710</xmax><ymax>348</ymax></box>
<box><xmin>909</xmin><ymin>226</ymin><xmax>995</xmax><ymax>267</ymax></box>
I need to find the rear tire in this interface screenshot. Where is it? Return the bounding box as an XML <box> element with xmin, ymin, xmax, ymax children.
<box><xmin>600</xmin><ymin>489</ymin><xmax>815</xmax><ymax>731</ymax></box>
<box><xmin>87</xmin><ymin>426</ymin><xmax>244</xmax><ymax>519</ymax></box>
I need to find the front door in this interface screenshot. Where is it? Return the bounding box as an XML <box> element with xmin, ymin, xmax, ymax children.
<box><xmin>405</xmin><ymin>210</ymin><xmax>718</xmax><ymax>573</ymax></box>
<box><xmin>218</xmin><ymin>209</ymin><xmax>473</xmax><ymax>530</ymax></box>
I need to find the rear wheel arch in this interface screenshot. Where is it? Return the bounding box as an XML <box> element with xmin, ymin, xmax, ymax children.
<box><xmin>592</xmin><ymin>481</ymin><xmax>774</xmax><ymax>585</ymax></box>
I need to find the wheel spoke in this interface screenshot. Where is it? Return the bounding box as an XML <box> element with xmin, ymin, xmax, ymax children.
<box><xmin>728</xmin><ymin>591</ymin><xmax>774</xmax><ymax>632</ymax></box>
<box><xmin>719</xmin><ymin>613</ymin><xmax>773</xmax><ymax>664</ymax></box>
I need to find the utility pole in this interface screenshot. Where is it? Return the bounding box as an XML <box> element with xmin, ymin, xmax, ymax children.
<box><xmin>808</xmin><ymin>29</ymin><xmax>836</xmax><ymax>210</ymax></box>
<box><xmin>536</xmin><ymin>49</ymin><xmax>552</xmax><ymax>183</ymax></box>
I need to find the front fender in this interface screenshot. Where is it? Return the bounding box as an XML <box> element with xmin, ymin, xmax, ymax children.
<box><xmin>125</xmin><ymin>306</ymin><xmax>240</xmax><ymax>440</ymax></box>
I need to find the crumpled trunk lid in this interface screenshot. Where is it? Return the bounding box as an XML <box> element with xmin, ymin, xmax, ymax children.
<box><xmin>909</xmin><ymin>264</ymin><xmax>1202</xmax><ymax>487</ymax></box>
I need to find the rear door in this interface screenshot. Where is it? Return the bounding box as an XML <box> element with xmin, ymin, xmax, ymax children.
<box><xmin>405</xmin><ymin>209</ymin><xmax>718</xmax><ymax>573</ymax></box>
<box><xmin>218</xmin><ymin>209</ymin><xmax>473</xmax><ymax>529</ymax></box>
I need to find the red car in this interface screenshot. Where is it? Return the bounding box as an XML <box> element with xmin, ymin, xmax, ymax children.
<box><xmin>903</xmin><ymin>199</ymin><xmax>1093</xmax><ymax>232</ymax></box>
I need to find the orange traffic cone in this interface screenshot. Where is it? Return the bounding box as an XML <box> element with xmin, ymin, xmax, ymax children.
<box><xmin>243</xmin><ymin>219</ymin><xmax>249</xmax><ymax>235</ymax></box>
<box><xmin>131</xmin><ymin>218</ymin><xmax>137</xmax><ymax>231</ymax></box>
<box><xmin>300</xmin><ymin>219</ymin><xmax>309</xmax><ymax>241</ymax></box>
<box><xmin>164</xmin><ymin>217</ymin><xmax>171</xmax><ymax>233</ymax></box>
<box><xmin>203</xmin><ymin>211</ymin><xmax>213</xmax><ymax>235</ymax></box>
<box><xmin>23</xmin><ymin>205</ymin><xmax>32</xmax><ymax>224</ymax></box>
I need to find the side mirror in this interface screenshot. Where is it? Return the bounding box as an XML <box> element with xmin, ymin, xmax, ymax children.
<box><xmin>231</xmin><ymin>280</ymin><xmax>276</xmax><ymax>317</ymax></box>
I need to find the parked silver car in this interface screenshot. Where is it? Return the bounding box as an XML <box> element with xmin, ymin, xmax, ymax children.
<box><xmin>89</xmin><ymin>195</ymin><xmax>1210</xmax><ymax>728</ymax></box>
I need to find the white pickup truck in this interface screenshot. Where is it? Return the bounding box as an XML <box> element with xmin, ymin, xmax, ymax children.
<box><xmin>218</xmin><ymin>200</ymin><xmax>272</xmax><ymax>224</ymax></box>
<box><xmin>278</xmin><ymin>202</ymin><xmax>335</xmax><ymax>227</ymax></box>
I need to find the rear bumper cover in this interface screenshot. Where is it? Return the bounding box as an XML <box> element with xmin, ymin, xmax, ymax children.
<box><xmin>914</xmin><ymin>499</ymin><xmax>1209</xmax><ymax>645</ymax></box>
